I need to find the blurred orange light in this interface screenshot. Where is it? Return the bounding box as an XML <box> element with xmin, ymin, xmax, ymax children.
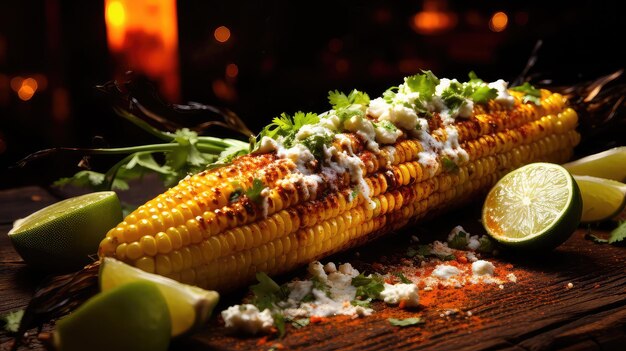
<box><xmin>489</xmin><ymin>12</ymin><xmax>508</xmax><ymax>32</ymax></box>
<box><xmin>104</xmin><ymin>0</ymin><xmax>180</xmax><ymax>101</ymax></box>
<box><xmin>411</xmin><ymin>0</ymin><xmax>457</xmax><ymax>35</ymax></box>
<box><xmin>10</xmin><ymin>76</ymin><xmax>23</xmax><ymax>92</ymax></box>
<box><xmin>18</xmin><ymin>85</ymin><xmax>35</xmax><ymax>101</ymax></box>
<box><xmin>212</xmin><ymin>79</ymin><xmax>236</xmax><ymax>101</ymax></box>
<box><xmin>226</xmin><ymin>63</ymin><xmax>239</xmax><ymax>78</ymax></box>
<box><xmin>214</xmin><ymin>26</ymin><xmax>231</xmax><ymax>43</ymax></box>
<box><xmin>23</xmin><ymin>78</ymin><xmax>38</xmax><ymax>91</ymax></box>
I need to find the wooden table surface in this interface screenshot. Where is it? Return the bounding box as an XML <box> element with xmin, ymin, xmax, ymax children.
<box><xmin>1</xmin><ymin>186</ymin><xmax>625</xmax><ymax>351</ymax></box>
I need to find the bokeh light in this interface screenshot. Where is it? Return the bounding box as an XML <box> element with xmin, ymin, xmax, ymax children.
<box><xmin>489</xmin><ymin>11</ymin><xmax>508</xmax><ymax>32</ymax></box>
<box><xmin>214</xmin><ymin>26</ymin><xmax>231</xmax><ymax>43</ymax></box>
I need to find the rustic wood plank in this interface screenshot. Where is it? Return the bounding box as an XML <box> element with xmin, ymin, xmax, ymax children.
<box><xmin>0</xmin><ymin>187</ymin><xmax>625</xmax><ymax>351</ymax></box>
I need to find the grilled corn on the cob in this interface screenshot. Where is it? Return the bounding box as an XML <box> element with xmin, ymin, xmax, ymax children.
<box><xmin>98</xmin><ymin>73</ymin><xmax>580</xmax><ymax>291</ymax></box>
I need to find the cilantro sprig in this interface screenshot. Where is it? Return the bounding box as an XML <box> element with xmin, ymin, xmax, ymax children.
<box><xmin>510</xmin><ymin>82</ymin><xmax>542</xmax><ymax>105</ymax></box>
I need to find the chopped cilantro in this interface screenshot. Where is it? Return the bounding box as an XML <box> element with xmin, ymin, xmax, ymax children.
<box><xmin>259</xmin><ymin>111</ymin><xmax>319</xmax><ymax>144</ymax></box>
<box><xmin>350</xmin><ymin>187</ymin><xmax>359</xmax><ymax>202</ymax></box>
<box><xmin>328</xmin><ymin>89</ymin><xmax>370</xmax><ymax>110</ymax></box>
<box><xmin>468</xmin><ymin>71</ymin><xmax>483</xmax><ymax>84</ymax></box>
<box><xmin>441</xmin><ymin>157</ymin><xmax>459</xmax><ymax>173</ymax></box>
<box><xmin>350</xmin><ymin>298</ymin><xmax>372</xmax><ymax>308</ymax></box>
<box><xmin>447</xmin><ymin>230</ymin><xmax>468</xmax><ymax>250</ymax></box>
<box><xmin>352</xmin><ymin>273</ymin><xmax>385</xmax><ymax>300</ymax></box>
<box><xmin>415</xmin><ymin>245</ymin><xmax>433</xmax><ymax>257</ymax></box>
<box><xmin>609</xmin><ymin>221</ymin><xmax>626</xmax><ymax>245</ymax></box>
<box><xmin>405</xmin><ymin>70</ymin><xmax>439</xmax><ymax>99</ymax></box>
<box><xmin>477</xmin><ymin>236</ymin><xmax>495</xmax><ymax>253</ymax></box>
<box><xmin>229</xmin><ymin>181</ymin><xmax>243</xmax><ymax>203</ymax></box>
<box><xmin>291</xmin><ymin>318</ymin><xmax>310</xmax><ymax>329</ymax></box>
<box><xmin>470</xmin><ymin>85</ymin><xmax>498</xmax><ymax>103</ymax></box>
<box><xmin>301</xmin><ymin>134</ymin><xmax>333</xmax><ymax>160</ymax></box>
<box><xmin>374</xmin><ymin>120</ymin><xmax>397</xmax><ymax>132</ymax></box>
<box><xmin>273</xmin><ymin>313</ymin><xmax>286</xmax><ymax>338</ymax></box>
<box><xmin>2</xmin><ymin>309</ymin><xmax>24</xmax><ymax>333</ymax></box>
<box><xmin>245</xmin><ymin>178</ymin><xmax>266</xmax><ymax>204</ymax></box>
<box><xmin>382</xmin><ymin>86</ymin><xmax>398</xmax><ymax>104</ymax></box>
<box><xmin>250</xmin><ymin>272</ymin><xmax>289</xmax><ymax>311</ymax></box>
<box><xmin>394</xmin><ymin>272</ymin><xmax>412</xmax><ymax>284</ymax></box>
<box><xmin>388</xmin><ymin>317</ymin><xmax>425</xmax><ymax>327</ymax></box>
<box><xmin>510</xmin><ymin>82</ymin><xmax>541</xmax><ymax>105</ymax></box>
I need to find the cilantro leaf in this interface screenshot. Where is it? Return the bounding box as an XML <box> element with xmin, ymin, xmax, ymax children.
<box><xmin>259</xmin><ymin>111</ymin><xmax>319</xmax><ymax>144</ymax></box>
<box><xmin>468</xmin><ymin>71</ymin><xmax>483</xmax><ymax>84</ymax></box>
<box><xmin>441</xmin><ymin>157</ymin><xmax>459</xmax><ymax>173</ymax></box>
<box><xmin>394</xmin><ymin>272</ymin><xmax>412</xmax><ymax>284</ymax></box>
<box><xmin>470</xmin><ymin>85</ymin><xmax>498</xmax><ymax>104</ymax></box>
<box><xmin>54</xmin><ymin>170</ymin><xmax>129</xmax><ymax>191</ymax></box>
<box><xmin>301</xmin><ymin>134</ymin><xmax>333</xmax><ymax>160</ymax></box>
<box><xmin>2</xmin><ymin>309</ymin><xmax>24</xmax><ymax>333</ymax></box>
<box><xmin>609</xmin><ymin>221</ymin><xmax>626</xmax><ymax>244</ymax></box>
<box><xmin>328</xmin><ymin>89</ymin><xmax>370</xmax><ymax>110</ymax></box>
<box><xmin>291</xmin><ymin>318</ymin><xmax>310</xmax><ymax>329</ymax></box>
<box><xmin>405</xmin><ymin>70</ymin><xmax>439</xmax><ymax>98</ymax></box>
<box><xmin>250</xmin><ymin>272</ymin><xmax>289</xmax><ymax>311</ymax></box>
<box><xmin>273</xmin><ymin>313</ymin><xmax>286</xmax><ymax>338</ymax></box>
<box><xmin>477</xmin><ymin>236</ymin><xmax>495</xmax><ymax>253</ymax></box>
<box><xmin>388</xmin><ymin>317</ymin><xmax>425</xmax><ymax>327</ymax></box>
<box><xmin>383</xmin><ymin>86</ymin><xmax>398</xmax><ymax>104</ymax></box>
<box><xmin>447</xmin><ymin>230</ymin><xmax>468</xmax><ymax>250</ymax></box>
<box><xmin>352</xmin><ymin>273</ymin><xmax>384</xmax><ymax>300</ymax></box>
<box><xmin>350</xmin><ymin>298</ymin><xmax>372</xmax><ymax>307</ymax></box>
<box><xmin>245</xmin><ymin>178</ymin><xmax>266</xmax><ymax>204</ymax></box>
<box><xmin>510</xmin><ymin>82</ymin><xmax>541</xmax><ymax>105</ymax></box>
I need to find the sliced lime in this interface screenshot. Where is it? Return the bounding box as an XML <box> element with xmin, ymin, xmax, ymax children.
<box><xmin>482</xmin><ymin>163</ymin><xmax>582</xmax><ymax>250</ymax></box>
<box><xmin>99</xmin><ymin>257</ymin><xmax>219</xmax><ymax>337</ymax></box>
<box><xmin>573</xmin><ymin>175</ymin><xmax>626</xmax><ymax>223</ymax></box>
<box><xmin>563</xmin><ymin>146</ymin><xmax>626</xmax><ymax>182</ymax></box>
<box><xmin>9</xmin><ymin>192</ymin><xmax>122</xmax><ymax>272</ymax></box>
<box><xmin>53</xmin><ymin>281</ymin><xmax>171</xmax><ymax>351</ymax></box>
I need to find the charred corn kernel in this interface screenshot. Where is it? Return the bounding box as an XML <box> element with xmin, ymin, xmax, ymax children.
<box><xmin>100</xmin><ymin>91</ymin><xmax>579</xmax><ymax>291</ymax></box>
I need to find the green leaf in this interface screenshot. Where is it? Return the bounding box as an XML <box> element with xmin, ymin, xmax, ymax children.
<box><xmin>468</xmin><ymin>71</ymin><xmax>483</xmax><ymax>84</ymax></box>
<box><xmin>406</xmin><ymin>246</ymin><xmax>419</xmax><ymax>258</ymax></box>
<box><xmin>352</xmin><ymin>273</ymin><xmax>384</xmax><ymax>300</ymax></box>
<box><xmin>2</xmin><ymin>310</ymin><xmax>24</xmax><ymax>333</ymax></box>
<box><xmin>471</xmin><ymin>85</ymin><xmax>498</xmax><ymax>104</ymax></box>
<box><xmin>441</xmin><ymin>157</ymin><xmax>459</xmax><ymax>173</ymax></box>
<box><xmin>447</xmin><ymin>230</ymin><xmax>468</xmax><ymax>249</ymax></box>
<box><xmin>218</xmin><ymin>143</ymin><xmax>249</xmax><ymax>163</ymax></box>
<box><xmin>53</xmin><ymin>170</ymin><xmax>129</xmax><ymax>191</ymax></box>
<box><xmin>609</xmin><ymin>221</ymin><xmax>626</xmax><ymax>244</ymax></box>
<box><xmin>388</xmin><ymin>317</ymin><xmax>425</xmax><ymax>327</ymax></box>
<box><xmin>511</xmin><ymin>82</ymin><xmax>541</xmax><ymax>105</ymax></box>
<box><xmin>477</xmin><ymin>236</ymin><xmax>495</xmax><ymax>253</ymax></box>
<box><xmin>328</xmin><ymin>89</ymin><xmax>370</xmax><ymax>110</ymax></box>
<box><xmin>585</xmin><ymin>231</ymin><xmax>608</xmax><ymax>244</ymax></box>
<box><xmin>273</xmin><ymin>313</ymin><xmax>286</xmax><ymax>338</ymax></box>
<box><xmin>301</xmin><ymin>134</ymin><xmax>333</xmax><ymax>160</ymax></box>
<box><xmin>350</xmin><ymin>298</ymin><xmax>372</xmax><ymax>307</ymax></box>
<box><xmin>250</xmin><ymin>272</ymin><xmax>289</xmax><ymax>311</ymax></box>
<box><xmin>246</xmin><ymin>178</ymin><xmax>267</xmax><ymax>204</ymax></box>
<box><xmin>383</xmin><ymin>86</ymin><xmax>398</xmax><ymax>104</ymax></box>
<box><xmin>394</xmin><ymin>272</ymin><xmax>411</xmax><ymax>284</ymax></box>
<box><xmin>291</xmin><ymin>318</ymin><xmax>310</xmax><ymax>329</ymax></box>
<box><xmin>405</xmin><ymin>70</ymin><xmax>439</xmax><ymax>98</ymax></box>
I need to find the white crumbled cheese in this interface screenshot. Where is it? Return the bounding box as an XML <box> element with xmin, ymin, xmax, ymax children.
<box><xmin>488</xmin><ymin>79</ymin><xmax>515</xmax><ymax>107</ymax></box>
<box><xmin>471</xmin><ymin>260</ymin><xmax>495</xmax><ymax>276</ymax></box>
<box><xmin>467</xmin><ymin>236</ymin><xmax>481</xmax><ymax>251</ymax></box>
<box><xmin>324</xmin><ymin>262</ymin><xmax>337</xmax><ymax>274</ymax></box>
<box><xmin>308</xmin><ymin>261</ymin><xmax>328</xmax><ymax>282</ymax></box>
<box><xmin>507</xmin><ymin>273</ymin><xmax>517</xmax><ymax>283</ymax></box>
<box><xmin>221</xmin><ymin>304</ymin><xmax>274</xmax><ymax>335</ymax></box>
<box><xmin>343</xmin><ymin>115</ymin><xmax>378</xmax><ymax>151</ymax></box>
<box><xmin>431</xmin><ymin>241</ymin><xmax>454</xmax><ymax>257</ymax></box>
<box><xmin>432</xmin><ymin>264</ymin><xmax>461</xmax><ymax>280</ymax></box>
<box><xmin>380</xmin><ymin>283</ymin><xmax>420</xmax><ymax>307</ymax></box>
<box><xmin>287</xmin><ymin>280</ymin><xmax>313</xmax><ymax>301</ymax></box>
<box><xmin>466</xmin><ymin>251</ymin><xmax>478</xmax><ymax>262</ymax></box>
<box><xmin>458</xmin><ymin>100</ymin><xmax>474</xmax><ymax>118</ymax></box>
<box><xmin>374</xmin><ymin>121</ymin><xmax>403</xmax><ymax>144</ymax></box>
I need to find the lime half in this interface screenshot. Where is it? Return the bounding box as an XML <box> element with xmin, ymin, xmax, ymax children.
<box><xmin>482</xmin><ymin>163</ymin><xmax>582</xmax><ymax>250</ymax></box>
<box><xmin>99</xmin><ymin>257</ymin><xmax>219</xmax><ymax>337</ymax></box>
<box><xmin>53</xmin><ymin>280</ymin><xmax>171</xmax><ymax>351</ymax></box>
<box><xmin>563</xmin><ymin>146</ymin><xmax>626</xmax><ymax>182</ymax></box>
<box><xmin>9</xmin><ymin>191</ymin><xmax>122</xmax><ymax>272</ymax></box>
<box><xmin>573</xmin><ymin>175</ymin><xmax>626</xmax><ymax>223</ymax></box>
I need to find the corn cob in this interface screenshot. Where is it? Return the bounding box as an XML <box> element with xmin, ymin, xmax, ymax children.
<box><xmin>98</xmin><ymin>76</ymin><xmax>580</xmax><ymax>292</ymax></box>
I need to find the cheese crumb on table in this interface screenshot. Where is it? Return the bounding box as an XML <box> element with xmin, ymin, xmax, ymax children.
<box><xmin>221</xmin><ymin>304</ymin><xmax>274</xmax><ymax>335</ymax></box>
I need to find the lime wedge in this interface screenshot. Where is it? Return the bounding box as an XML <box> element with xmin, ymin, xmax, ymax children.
<box><xmin>573</xmin><ymin>175</ymin><xmax>626</xmax><ymax>223</ymax></box>
<box><xmin>53</xmin><ymin>281</ymin><xmax>171</xmax><ymax>351</ymax></box>
<box><xmin>482</xmin><ymin>163</ymin><xmax>582</xmax><ymax>250</ymax></box>
<box><xmin>563</xmin><ymin>146</ymin><xmax>626</xmax><ymax>182</ymax></box>
<box><xmin>9</xmin><ymin>192</ymin><xmax>122</xmax><ymax>272</ymax></box>
<box><xmin>99</xmin><ymin>257</ymin><xmax>219</xmax><ymax>337</ymax></box>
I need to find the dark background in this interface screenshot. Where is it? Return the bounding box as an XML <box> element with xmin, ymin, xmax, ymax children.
<box><xmin>0</xmin><ymin>0</ymin><xmax>624</xmax><ymax>190</ymax></box>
